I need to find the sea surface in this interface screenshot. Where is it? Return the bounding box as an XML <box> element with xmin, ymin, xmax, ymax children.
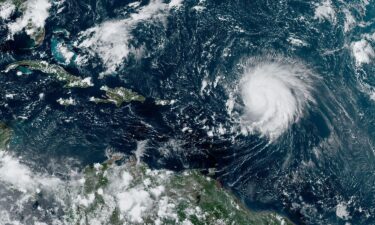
<box><xmin>1</xmin><ymin>0</ymin><xmax>375</xmax><ymax>224</ymax></box>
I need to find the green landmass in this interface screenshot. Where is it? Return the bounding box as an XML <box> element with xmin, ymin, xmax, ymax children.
<box><xmin>28</xmin><ymin>26</ymin><xmax>46</xmax><ymax>47</ymax></box>
<box><xmin>0</xmin><ymin>123</ymin><xmax>11</xmax><ymax>150</ymax></box>
<box><xmin>0</xmin><ymin>0</ymin><xmax>45</xmax><ymax>47</ymax></box>
<box><xmin>5</xmin><ymin>60</ymin><xmax>93</xmax><ymax>88</ymax></box>
<box><xmin>67</xmin><ymin>156</ymin><xmax>293</xmax><ymax>225</ymax></box>
<box><xmin>0</xmin><ymin>122</ymin><xmax>292</xmax><ymax>225</ymax></box>
<box><xmin>90</xmin><ymin>86</ymin><xmax>146</xmax><ymax>107</ymax></box>
<box><xmin>169</xmin><ymin>171</ymin><xmax>292</xmax><ymax>225</ymax></box>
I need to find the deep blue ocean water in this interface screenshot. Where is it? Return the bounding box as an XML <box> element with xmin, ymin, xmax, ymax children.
<box><xmin>1</xmin><ymin>0</ymin><xmax>375</xmax><ymax>224</ymax></box>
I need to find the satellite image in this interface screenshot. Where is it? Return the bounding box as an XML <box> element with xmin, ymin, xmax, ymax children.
<box><xmin>0</xmin><ymin>0</ymin><xmax>375</xmax><ymax>224</ymax></box>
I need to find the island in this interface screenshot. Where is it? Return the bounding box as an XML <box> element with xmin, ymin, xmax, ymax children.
<box><xmin>90</xmin><ymin>85</ymin><xmax>146</xmax><ymax>107</ymax></box>
<box><xmin>4</xmin><ymin>60</ymin><xmax>94</xmax><ymax>88</ymax></box>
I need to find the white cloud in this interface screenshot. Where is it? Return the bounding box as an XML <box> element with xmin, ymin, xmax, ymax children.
<box><xmin>76</xmin><ymin>0</ymin><xmax>184</xmax><ymax>75</ymax></box>
<box><xmin>0</xmin><ymin>1</ymin><xmax>15</xmax><ymax>20</ymax></box>
<box><xmin>351</xmin><ymin>39</ymin><xmax>375</xmax><ymax>65</ymax></box>
<box><xmin>7</xmin><ymin>0</ymin><xmax>51</xmax><ymax>38</ymax></box>
<box><xmin>314</xmin><ymin>0</ymin><xmax>336</xmax><ymax>23</ymax></box>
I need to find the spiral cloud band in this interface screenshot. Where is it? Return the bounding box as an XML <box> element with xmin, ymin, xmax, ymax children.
<box><xmin>240</xmin><ymin>60</ymin><xmax>315</xmax><ymax>140</ymax></box>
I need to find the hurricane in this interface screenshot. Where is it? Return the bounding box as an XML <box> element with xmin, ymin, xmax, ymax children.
<box><xmin>239</xmin><ymin>59</ymin><xmax>315</xmax><ymax>140</ymax></box>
